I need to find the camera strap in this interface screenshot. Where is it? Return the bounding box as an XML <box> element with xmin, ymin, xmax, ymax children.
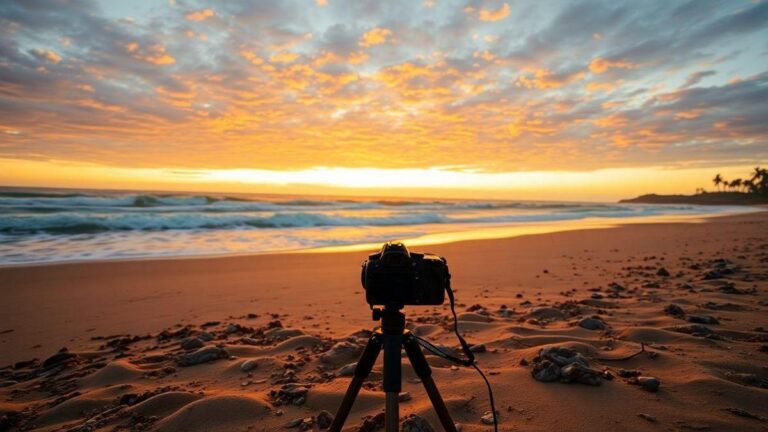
<box><xmin>413</xmin><ymin>283</ymin><xmax>498</xmax><ymax>432</ymax></box>
<box><xmin>445</xmin><ymin>284</ymin><xmax>476</xmax><ymax>367</ymax></box>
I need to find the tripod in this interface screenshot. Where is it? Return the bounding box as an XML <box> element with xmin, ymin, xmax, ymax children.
<box><xmin>329</xmin><ymin>305</ymin><xmax>457</xmax><ymax>432</ymax></box>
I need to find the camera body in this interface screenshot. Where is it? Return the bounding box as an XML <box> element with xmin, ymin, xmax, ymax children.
<box><xmin>361</xmin><ymin>242</ymin><xmax>449</xmax><ymax>306</ymax></box>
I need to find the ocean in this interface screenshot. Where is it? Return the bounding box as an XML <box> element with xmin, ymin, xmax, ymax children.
<box><xmin>0</xmin><ymin>187</ymin><xmax>752</xmax><ymax>265</ymax></box>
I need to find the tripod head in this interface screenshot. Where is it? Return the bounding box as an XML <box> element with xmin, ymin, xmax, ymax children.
<box><xmin>371</xmin><ymin>304</ymin><xmax>406</xmax><ymax>335</ymax></box>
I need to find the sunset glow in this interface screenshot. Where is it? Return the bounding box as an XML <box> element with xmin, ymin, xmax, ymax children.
<box><xmin>0</xmin><ymin>1</ymin><xmax>766</xmax><ymax>198</ymax></box>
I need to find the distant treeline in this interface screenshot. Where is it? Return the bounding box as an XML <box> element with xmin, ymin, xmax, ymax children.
<box><xmin>703</xmin><ymin>167</ymin><xmax>768</xmax><ymax>195</ymax></box>
<box><xmin>620</xmin><ymin>166</ymin><xmax>768</xmax><ymax>205</ymax></box>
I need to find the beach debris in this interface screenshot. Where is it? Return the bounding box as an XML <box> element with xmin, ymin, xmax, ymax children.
<box><xmin>178</xmin><ymin>346</ymin><xmax>227</xmax><ymax>366</ymax></box>
<box><xmin>398</xmin><ymin>391</ymin><xmax>412</xmax><ymax>402</ymax></box>
<box><xmin>663</xmin><ymin>304</ymin><xmax>685</xmax><ymax>318</ymax></box>
<box><xmin>687</xmin><ymin>314</ymin><xmax>720</xmax><ymax>325</ymax></box>
<box><xmin>180</xmin><ymin>337</ymin><xmax>204</xmax><ymax>351</ymax></box>
<box><xmin>530</xmin><ymin>346</ymin><xmax>602</xmax><ymax>386</ymax></box>
<box><xmin>630</xmin><ymin>376</ymin><xmax>661</xmax><ymax>392</ymax></box>
<box><xmin>578</xmin><ymin>317</ymin><xmax>606</xmax><ymax>330</ymax></box>
<box><xmin>638</xmin><ymin>413</ymin><xmax>657</xmax><ymax>422</ymax></box>
<box><xmin>401</xmin><ymin>414</ymin><xmax>436</xmax><ymax>432</ymax></box>
<box><xmin>270</xmin><ymin>384</ymin><xmax>310</xmax><ymax>406</ymax></box>
<box><xmin>240</xmin><ymin>359</ymin><xmax>258</xmax><ymax>372</ymax></box>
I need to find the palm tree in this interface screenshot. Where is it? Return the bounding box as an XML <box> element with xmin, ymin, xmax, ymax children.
<box><xmin>713</xmin><ymin>173</ymin><xmax>723</xmax><ymax>192</ymax></box>
<box><xmin>730</xmin><ymin>179</ymin><xmax>742</xmax><ymax>193</ymax></box>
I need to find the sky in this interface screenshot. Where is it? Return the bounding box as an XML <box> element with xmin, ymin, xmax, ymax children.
<box><xmin>0</xmin><ymin>0</ymin><xmax>766</xmax><ymax>200</ymax></box>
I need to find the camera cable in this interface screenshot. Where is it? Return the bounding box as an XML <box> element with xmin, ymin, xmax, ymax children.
<box><xmin>413</xmin><ymin>284</ymin><xmax>498</xmax><ymax>431</ymax></box>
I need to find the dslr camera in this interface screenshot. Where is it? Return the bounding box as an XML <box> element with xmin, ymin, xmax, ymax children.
<box><xmin>361</xmin><ymin>242</ymin><xmax>449</xmax><ymax>306</ymax></box>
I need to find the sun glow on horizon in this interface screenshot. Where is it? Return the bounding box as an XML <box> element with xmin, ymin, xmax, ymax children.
<box><xmin>0</xmin><ymin>158</ymin><xmax>759</xmax><ymax>201</ymax></box>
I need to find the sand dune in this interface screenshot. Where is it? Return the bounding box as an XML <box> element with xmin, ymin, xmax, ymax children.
<box><xmin>1</xmin><ymin>211</ymin><xmax>767</xmax><ymax>431</ymax></box>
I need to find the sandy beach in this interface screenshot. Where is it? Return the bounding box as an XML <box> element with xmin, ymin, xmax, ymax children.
<box><xmin>1</xmin><ymin>211</ymin><xmax>767</xmax><ymax>431</ymax></box>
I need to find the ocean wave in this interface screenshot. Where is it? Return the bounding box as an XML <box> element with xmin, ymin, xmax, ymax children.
<box><xmin>0</xmin><ymin>211</ymin><xmax>452</xmax><ymax>234</ymax></box>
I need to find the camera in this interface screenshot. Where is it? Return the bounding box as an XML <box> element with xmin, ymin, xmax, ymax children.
<box><xmin>361</xmin><ymin>242</ymin><xmax>449</xmax><ymax>306</ymax></box>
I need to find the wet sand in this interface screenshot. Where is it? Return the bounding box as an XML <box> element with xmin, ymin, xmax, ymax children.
<box><xmin>1</xmin><ymin>211</ymin><xmax>767</xmax><ymax>431</ymax></box>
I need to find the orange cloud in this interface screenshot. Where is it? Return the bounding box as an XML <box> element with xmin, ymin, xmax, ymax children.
<box><xmin>270</xmin><ymin>51</ymin><xmax>300</xmax><ymax>64</ymax></box>
<box><xmin>185</xmin><ymin>9</ymin><xmax>214</xmax><ymax>22</ymax></box>
<box><xmin>479</xmin><ymin>3</ymin><xmax>510</xmax><ymax>21</ymax></box>
<box><xmin>589</xmin><ymin>57</ymin><xmax>636</xmax><ymax>74</ymax></box>
<box><xmin>360</xmin><ymin>28</ymin><xmax>392</xmax><ymax>47</ymax></box>
<box><xmin>240</xmin><ymin>49</ymin><xmax>264</xmax><ymax>65</ymax></box>
<box><xmin>593</xmin><ymin>115</ymin><xmax>628</xmax><ymax>128</ymax></box>
<box><xmin>125</xmin><ymin>43</ymin><xmax>175</xmax><ymax>65</ymax></box>
<box><xmin>31</xmin><ymin>49</ymin><xmax>62</xmax><ymax>64</ymax></box>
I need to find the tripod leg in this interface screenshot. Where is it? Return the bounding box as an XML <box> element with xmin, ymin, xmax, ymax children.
<box><xmin>385</xmin><ymin>392</ymin><xmax>399</xmax><ymax>432</ymax></box>
<box><xmin>382</xmin><ymin>332</ymin><xmax>402</xmax><ymax>432</ymax></box>
<box><xmin>329</xmin><ymin>335</ymin><xmax>382</xmax><ymax>432</ymax></box>
<box><xmin>403</xmin><ymin>335</ymin><xmax>458</xmax><ymax>432</ymax></box>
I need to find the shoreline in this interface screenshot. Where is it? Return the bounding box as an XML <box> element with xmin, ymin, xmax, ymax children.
<box><xmin>1</xmin><ymin>206</ymin><xmax>761</xmax><ymax>269</ymax></box>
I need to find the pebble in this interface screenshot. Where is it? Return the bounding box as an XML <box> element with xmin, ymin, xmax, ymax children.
<box><xmin>240</xmin><ymin>359</ymin><xmax>258</xmax><ymax>372</ymax></box>
<box><xmin>663</xmin><ymin>304</ymin><xmax>685</xmax><ymax>317</ymax></box>
<box><xmin>398</xmin><ymin>391</ymin><xmax>412</xmax><ymax>402</ymax></box>
<box><xmin>401</xmin><ymin>414</ymin><xmax>436</xmax><ymax>432</ymax></box>
<box><xmin>636</xmin><ymin>376</ymin><xmax>661</xmax><ymax>392</ymax></box>
<box><xmin>284</xmin><ymin>417</ymin><xmax>303</xmax><ymax>428</ymax></box>
<box><xmin>657</xmin><ymin>267</ymin><xmax>670</xmax><ymax>277</ymax></box>
<box><xmin>481</xmin><ymin>411</ymin><xmax>496</xmax><ymax>425</ymax></box>
<box><xmin>178</xmin><ymin>346</ymin><xmax>227</xmax><ymax>366</ymax></box>
<box><xmin>531</xmin><ymin>346</ymin><xmax>604</xmax><ymax>386</ymax></box>
<box><xmin>316</xmin><ymin>410</ymin><xmax>333</xmax><ymax>429</ymax></box>
<box><xmin>578</xmin><ymin>317</ymin><xmax>606</xmax><ymax>330</ymax></box>
<box><xmin>638</xmin><ymin>413</ymin><xmax>657</xmax><ymax>422</ymax></box>
<box><xmin>320</xmin><ymin>341</ymin><xmax>362</xmax><ymax>364</ymax></box>
<box><xmin>469</xmin><ymin>343</ymin><xmax>487</xmax><ymax>353</ymax></box>
<box><xmin>337</xmin><ymin>362</ymin><xmax>357</xmax><ymax>377</ymax></box>
<box><xmin>560</xmin><ymin>362</ymin><xmax>602</xmax><ymax>386</ymax></box>
<box><xmin>687</xmin><ymin>314</ymin><xmax>720</xmax><ymax>325</ymax></box>
<box><xmin>180</xmin><ymin>337</ymin><xmax>204</xmax><ymax>351</ymax></box>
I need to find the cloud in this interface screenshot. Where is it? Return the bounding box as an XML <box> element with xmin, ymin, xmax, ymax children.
<box><xmin>478</xmin><ymin>3</ymin><xmax>510</xmax><ymax>22</ymax></box>
<box><xmin>125</xmin><ymin>43</ymin><xmax>176</xmax><ymax>65</ymax></box>
<box><xmin>30</xmin><ymin>49</ymin><xmax>62</xmax><ymax>64</ymax></box>
<box><xmin>683</xmin><ymin>70</ymin><xmax>716</xmax><ymax>88</ymax></box>
<box><xmin>185</xmin><ymin>9</ymin><xmax>215</xmax><ymax>22</ymax></box>
<box><xmin>359</xmin><ymin>28</ymin><xmax>392</xmax><ymax>47</ymax></box>
<box><xmin>0</xmin><ymin>0</ymin><xmax>765</xmax><ymax>174</ymax></box>
<box><xmin>588</xmin><ymin>58</ymin><xmax>636</xmax><ymax>74</ymax></box>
